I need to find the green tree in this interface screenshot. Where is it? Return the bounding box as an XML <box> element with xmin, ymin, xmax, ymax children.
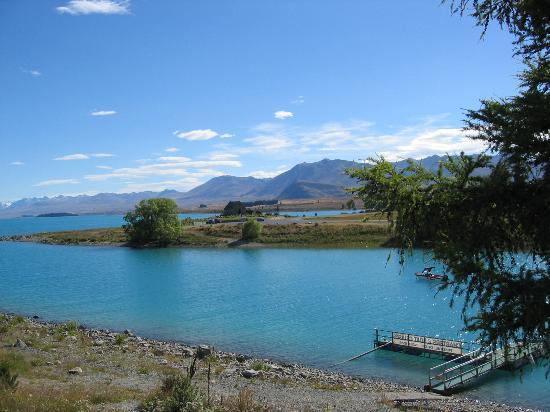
<box><xmin>123</xmin><ymin>198</ymin><xmax>182</xmax><ymax>245</ymax></box>
<box><xmin>242</xmin><ymin>219</ymin><xmax>262</xmax><ymax>241</ymax></box>
<box><xmin>348</xmin><ymin>1</ymin><xmax>549</xmax><ymax>358</ymax></box>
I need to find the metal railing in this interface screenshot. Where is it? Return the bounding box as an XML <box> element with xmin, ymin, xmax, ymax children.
<box><xmin>428</xmin><ymin>343</ymin><xmax>541</xmax><ymax>393</ymax></box>
<box><xmin>374</xmin><ymin>328</ymin><xmax>476</xmax><ymax>356</ymax></box>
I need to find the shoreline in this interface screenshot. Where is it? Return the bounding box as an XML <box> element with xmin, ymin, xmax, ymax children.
<box><xmin>1</xmin><ymin>219</ymin><xmax>394</xmax><ymax>249</ymax></box>
<box><xmin>0</xmin><ymin>311</ymin><xmax>540</xmax><ymax>411</ymax></box>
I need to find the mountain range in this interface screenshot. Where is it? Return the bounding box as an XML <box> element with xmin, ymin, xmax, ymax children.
<box><xmin>0</xmin><ymin>155</ymin><xmax>491</xmax><ymax>218</ymax></box>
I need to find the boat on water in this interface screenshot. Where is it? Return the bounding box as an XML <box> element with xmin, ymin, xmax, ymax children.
<box><xmin>415</xmin><ymin>267</ymin><xmax>448</xmax><ymax>281</ymax></box>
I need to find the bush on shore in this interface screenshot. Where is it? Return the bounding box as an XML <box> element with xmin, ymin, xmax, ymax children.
<box><xmin>241</xmin><ymin>219</ymin><xmax>262</xmax><ymax>241</ymax></box>
<box><xmin>123</xmin><ymin>198</ymin><xmax>182</xmax><ymax>246</ymax></box>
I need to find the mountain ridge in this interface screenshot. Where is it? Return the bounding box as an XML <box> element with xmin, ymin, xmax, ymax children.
<box><xmin>0</xmin><ymin>155</ymin><xmax>487</xmax><ymax>218</ymax></box>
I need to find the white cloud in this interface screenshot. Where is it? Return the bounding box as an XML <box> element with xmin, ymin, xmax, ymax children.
<box><xmin>54</xmin><ymin>153</ymin><xmax>90</xmax><ymax>161</ymax></box>
<box><xmin>156</xmin><ymin>156</ymin><xmax>192</xmax><ymax>163</ymax></box>
<box><xmin>91</xmin><ymin>110</ymin><xmax>117</xmax><ymax>116</ymax></box>
<box><xmin>56</xmin><ymin>0</ymin><xmax>130</xmax><ymax>15</ymax></box>
<box><xmin>91</xmin><ymin>153</ymin><xmax>115</xmax><ymax>158</ymax></box>
<box><xmin>157</xmin><ymin>157</ymin><xmax>243</xmax><ymax>168</ymax></box>
<box><xmin>11</xmin><ymin>161</ymin><xmax>24</xmax><ymax>166</ymax></box>
<box><xmin>244</xmin><ymin>135</ymin><xmax>295</xmax><ymax>152</ymax></box>
<box><xmin>96</xmin><ymin>165</ymin><xmax>113</xmax><ymax>170</ymax></box>
<box><xmin>34</xmin><ymin>179</ymin><xmax>80</xmax><ymax>187</ymax></box>
<box><xmin>222</xmin><ymin>115</ymin><xmax>486</xmax><ymax>162</ymax></box>
<box><xmin>21</xmin><ymin>68</ymin><xmax>41</xmax><ymax>77</ymax></box>
<box><xmin>174</xmin><ymin>129</ymin><xmax>219</xmax><ymax>141</ymax></box>
<box><xmin>220</xmin><ymin>133</ymin><xmax>234</xmax><ymax>138</ymax></box>
<box><xmin>291</xmin><ymin>96</ymin><xmax>305</xmax><ymax>104</ymax></box>
<box><xmin>119</xmin><ymin>177</ymin><xmax>213</xmax><ymax>193</ymax></box>
<box><xmin>84</xmin><ymin>156</ymin><xmax>241</xmax><ymax>182</ymax></box>
<box><xmin>274</xmin><ymin>110</ymin><xmax>294</xmax><ymax>120</ymax></box>
<box><xmin>165</xmin><ymin>147</ymin><xmax>179</xmax><ymax>153</ymax></box>
<box><xmin>208</xmin><ymin>153</ymin><xmax>239</xmax><ymax>161</ymax></box>
<box><xmin>383</xmin><ymin>128</ymin><xmax>486</xmax><ymax>161</ymax></box>
<box><xmin>53</xmin><ymin>153</ymin><xmax>114</xmax><ymax>160</ymax></box>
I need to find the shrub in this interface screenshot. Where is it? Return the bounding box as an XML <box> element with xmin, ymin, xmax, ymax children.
<box><xmin>123</xmin><ymin>198</ymin><xmax>182</xmax><ymax>246</ymax></box>
<box><xmin>54</xmin><ymin>321</ymin><xmax>79</xmax><ymax>337</ymax></box>
<box><xmin>0</xmin><ymin>361</ymin><xmax>18</xmax><ymax>391</ymax></box>
<box><xmin>115</xmin><ymin>334</ymin><xmax>126</xmax><ymax>345</ymax></box>
<box><xmin>181</xmin><ymin>217</ymin><xmax>194</xmax><ymax>226</ymax></box>
<box><xmin>251</xmin><ymin>360</ymin><xmax>271</xmax><ymax>372</ymax></box>
<box><xmin>138</xmin><ymin>374</ymin><xmax>204</xmax><ymax>412</ymax></box>
<box><xmin>241</xmin><ymin>219</ymin><xmax>262</xmax><ymax>241</ymax></box>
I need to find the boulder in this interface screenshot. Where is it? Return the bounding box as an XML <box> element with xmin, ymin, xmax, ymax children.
<box><xmin>14</xmin><ymin>338</ymin><xmax>27</xmax><ymax>348</ymax></box>
<box><xmin>68</xmin><ymin>367</ymin><xmax>83</xmax><ymax>375</ymax></box>
<box><xmin>242</xmin><ymin>369</ymin><xmax>260</xmax><ymax>379</ymax></box>
<box><xmin>197</xmin><ymin>344</ymin><xmax>212</xmax><ymax>359</ymax></box>
<box><xmin>181</xmin><ymin>348</ymin><xmax>194</xmax><ymax>357</ymax></box>
<box><xmin>236</xmin><ymin>354</ymin><xmax>248</xmax><ymax>363</ymax></box>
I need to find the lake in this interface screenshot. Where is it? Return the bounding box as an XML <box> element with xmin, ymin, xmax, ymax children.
<box><xmin>0</xmin><ymin>216</ymin><xmax>547</xmax><ymax>410</ymax></box>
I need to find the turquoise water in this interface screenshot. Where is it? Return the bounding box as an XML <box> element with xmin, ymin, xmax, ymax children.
<box><xmin>281</xmin><ymin>210</ymin><xmax>356</xmax><ymax>217</ymax></box>
<box><xmin>0</xmin><ymin>218</ymin><xmax>547</xmax><ymax>410</ymax></box>
<box><xmin>0</xmin><ymin>211</ymin><xmax>340</xmax><ymax>237</ymax></box>
<box><xmin>0</xmin><ymin>213</ymin><xmax>216</xmax><ymax>237</ymax></box>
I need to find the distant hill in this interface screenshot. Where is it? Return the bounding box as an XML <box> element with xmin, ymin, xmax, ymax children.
<box><xmin>0</xmin><ymin>155</ymin><xmax>493</xmax><ymax>218</ymax></box>
<box><xmin>178</xmin><ymin>176</ymin><xmax>270</xmax><ymax>202</ymax></box>
<box><xmin>176</xmin><ymin>158</ymin><xmax>358</xmax><ymax>203</ymax></box>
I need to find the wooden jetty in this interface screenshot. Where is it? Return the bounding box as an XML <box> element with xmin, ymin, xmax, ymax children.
<box><xmin>372</xmin><ymin>328</ymin><xmax>545</xmax><ymax>395</ymax></box>
<box><xmin>373</xmin><ymin>328</ymin><xmax>476</xmax><ymax>360</ymax></box>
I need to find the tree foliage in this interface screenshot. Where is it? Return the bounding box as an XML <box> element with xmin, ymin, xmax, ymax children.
<box><xmin>348</xmin><ymin>1</ymin><xmax>549</xmax><ymax>357</ymax></box>
<box><xmin>242</xmin><ymin>219</ymin><xmax>262</xmax><ymax>241</ymax></box>
<box><xmin>123</xmin><ymin>198</ymin><xmax>182</xmax><ymax>245</ymax></box>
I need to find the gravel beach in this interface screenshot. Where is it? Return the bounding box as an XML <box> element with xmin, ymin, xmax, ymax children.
<box><xmin>0</xmin><ymin>313</ymin><xmax>543</xmax><ymax>411</ymax></box>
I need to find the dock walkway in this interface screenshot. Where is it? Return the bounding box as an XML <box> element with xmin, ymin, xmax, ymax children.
<box><xmin>371</xmin><ymin>328</ymin><xmax>545</xmax><ymax>394</ymax></box>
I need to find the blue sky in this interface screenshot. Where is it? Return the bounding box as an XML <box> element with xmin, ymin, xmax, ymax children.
<box><xmin>0</xmin><ymin>0</ymin><xmax>521</xmax><ymax>201</ymax></box>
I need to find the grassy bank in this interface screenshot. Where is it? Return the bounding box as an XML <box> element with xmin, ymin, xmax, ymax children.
<box><xmin>6</xmin><ymin>221</ymin><xmax>394</xmax><ymax>248</ymax></box>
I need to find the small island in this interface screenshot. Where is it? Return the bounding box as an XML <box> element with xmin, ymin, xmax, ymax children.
<box><xmin>36</xmin><ymin>212</ymin><xmax>79</xmax><ymax>218</ymax></box>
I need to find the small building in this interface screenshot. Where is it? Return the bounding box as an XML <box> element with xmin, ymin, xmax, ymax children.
<box><xmin>223</xmin><ymin>201</ymin><xmax>247</xmax><ymax>216</ymax></box>
<box><xmin>198</xmin><ymin>204</ymin><xmax>208</xmax><ymax>208</ymax></box>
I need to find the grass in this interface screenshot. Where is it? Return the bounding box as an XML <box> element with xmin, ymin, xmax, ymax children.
<box><xmin>251</xmin><ymin>360</ymin><xmax>271</xmax><ymax>372</ymax></box>
<box><xmin>0</xmin><ymin>315</ymin><xmax>24</xmax><ymax>334</ymax></box>
<box><xmin>197</xmin><ymin>222</ymin><xmax>392</xmax><ymax>247</ymax></box>
<box><xmin>33</xmin><ymin>227</ymin><xmax>128</xmax><ymax>245</ymax></box>
<box><xmin>0</xmin><ymin>382</ymin><xmax>144</xmax><ymax>412</ymax></box>
<box><xmin>114</xmin><ymin>334</ymin><xmax>126</xmax><ymax>345</ymax></box>
<box><xmin>15</xmin><ymin>218</ymin><xmax>393</xmax><ymax>248</ymax></box>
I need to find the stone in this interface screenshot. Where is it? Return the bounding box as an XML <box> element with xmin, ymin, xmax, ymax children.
<box><xmin>14</xmin><ymin>338</ymin><xmax>27</xmax><ymax>348</ymax></box>
<box><xmin>181</xmin><ymin>348</ymin><xmax>194</xmax><ymax>357</ymax></box>
<box><xmin>159</xmin><ymin>359</ymin><xmax>168</xmax><ymax>365</ymax></box>
<box><xmin>197</xmin><ymin>344</ymin><xmax>212</xmax><ymax>359</ymax></box>
<box><xmin>242</xmin><ymin>369</ymin><xmax>260</xmax><ymax>379</ymax></box>
<box><xmin>123</xmin><ymin>329</ymin><xmax>134</xmax><ymax>336</ymax></box>
<box><xmin>67</xmin><ymin>335</ymin><xmax>77</xmax><ymax>343</ymax></box>
<box><xmin>93</xmin><ymin>339</ymin><xmax>105</xmax><ymax>346</ymax></box>
<box><xmin>68</xmin><ymin>367</ymin><xmax>83</xmax><ymax>375</ymax></box>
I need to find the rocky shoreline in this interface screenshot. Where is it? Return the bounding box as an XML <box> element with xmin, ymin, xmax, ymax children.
<box><xmin>0</xmin><ymin>312</ymin><xmax>542</xmax><ymax>411</ymax></box>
